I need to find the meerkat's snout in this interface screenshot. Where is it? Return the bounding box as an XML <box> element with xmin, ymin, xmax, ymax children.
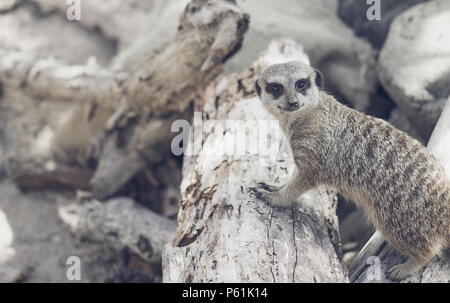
<box><xmin>280</xmin><ymin>94</ymin><xmax>302</xmax><ymax>112</ymax></box>
<box><xmin>286</xmin><ymin>98</ymin><xmax>300</xmax><ymax>111</ymax></box>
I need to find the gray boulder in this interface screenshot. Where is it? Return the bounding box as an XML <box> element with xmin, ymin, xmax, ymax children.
<box><xmin>379</xmin><ymin>0</ymin><xmax>450</xmax><ymax>141</ymax></box>
<box><xmin>338</xmin><ymin>0</ymin><xmax>426</xmax><ymax>49</ymax></box>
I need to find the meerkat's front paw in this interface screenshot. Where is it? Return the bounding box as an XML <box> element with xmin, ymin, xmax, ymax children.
<box><xmin>248</xmin><ymin>182</ymin><xmax>287</xmax><ymax>208</ymax></box>
<box><xmin>248</xmin><ymin>185</ymin><xmax>273</xmax><ymax>205</ymax></box>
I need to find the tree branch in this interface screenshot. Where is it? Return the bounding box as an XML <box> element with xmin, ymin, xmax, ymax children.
<box><xmin>59</xmin><ymin>194</ymin><xmax>176</xmax><ymax>264</ymax></box>
<box><xmin>90</xmin><ymin>0</ymin><xmax>249</xmax><ymax>200</ymax></box>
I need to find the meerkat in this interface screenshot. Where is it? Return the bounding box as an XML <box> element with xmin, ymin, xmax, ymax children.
<box><xmin>250</xmin><ymin>61</ymin><xmax>450</xmax><ymax>280</ymax></box>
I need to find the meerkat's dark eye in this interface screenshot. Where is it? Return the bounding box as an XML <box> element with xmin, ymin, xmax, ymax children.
<box><xmin>295</xmin><ymin>79</ymin><xmax>309</xmax><ymax>91</ymax></box>
<box><xmin>267</xmin><ymin>83</ymin><xmax>284</xmax><ymax>97</ymax></box>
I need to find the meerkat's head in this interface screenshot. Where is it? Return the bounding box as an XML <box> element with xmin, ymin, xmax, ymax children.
<box><xmin>255</xmin><ymin>61</ymin><xmax>323</xmax><ymax>113</ymax></box>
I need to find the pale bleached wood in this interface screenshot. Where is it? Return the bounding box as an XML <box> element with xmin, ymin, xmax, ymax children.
<box><xmin>0</xmin><ymin>50</ymin><xmax>124</xmax><ymax>110</ymax></box>
<box><xmin>59</xmin><ymin>195</ymin><xmax>176</xmax><ymax>264</ymax></box>
<box><xmin>90</xmin><ymin>0</ymin><xmax>249</xmax><ymax>200</ymax></box>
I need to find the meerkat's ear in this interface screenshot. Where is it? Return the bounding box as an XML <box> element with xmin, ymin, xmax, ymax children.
<box><xmin>314</xmin><ymin>69</ymin><xmax>323</xmax><ymax>89</ymax></box>
<box><xmin>255</xmin><ymin>79</ymin><xmax>262</xmax><ymax>97</ymax></box>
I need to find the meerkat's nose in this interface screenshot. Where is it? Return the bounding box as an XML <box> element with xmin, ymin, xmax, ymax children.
<box><xmin>288</xmin><ymin>99</ymin><xmax>299</xmax><ymax>107</ymax></box>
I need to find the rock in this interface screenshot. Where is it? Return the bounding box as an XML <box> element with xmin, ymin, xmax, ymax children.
<box><xmin>338</xmin><ymin>0</ymin><xmax>426</xmax><ymax>49</ymax></box>
<box><xmin>0</xmin><ymin>2</ymin><xmax>115</xmax><ymax>66</ymax></box>
<box><xmin>388</xmin><ymin>108</ymin><xmax>425</xmax><ymax>143</ymax></box>
<box><xmin>366</xmin><ymin>85</ymin><xmax>396</xmax><ymax>119</ymax></box>
<box><xmin>378</xmin><ymin>0</ymin><xmax>450</xmax><ymax>141</ymax></box>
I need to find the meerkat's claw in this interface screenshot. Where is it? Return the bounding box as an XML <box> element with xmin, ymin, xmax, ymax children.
<box><xmin>256</xmin><ymin>182</ymin><xmax>283</xmax><ymax>192</ymax></box>
<box><xmin>387</xmin><ymin>255</ymin><xmax>426</xmax><ymax>281</ymax></box>
<box><xmin>248</xmin><ymin>185</ymin><xmax>290</xmax><ymax>208</ymax></box>
<box><xmin>248</xmin><ymin>186</ymin><xmax>272</xmax><ymax>204</ymax></box>
<box><xmin>387</xmin><ymin>264</ymin><xmax>409</xmax><ymax>281</ymax></box>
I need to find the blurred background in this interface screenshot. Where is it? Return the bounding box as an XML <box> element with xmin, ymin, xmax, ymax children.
<box><xmin>0</xmin><ymin>0</ymin><xmax>449</xmax><ymax>282</ymax></box>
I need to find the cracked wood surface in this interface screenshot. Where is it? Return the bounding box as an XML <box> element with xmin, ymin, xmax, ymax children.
<box><xmin>162</xmin><ymin>40</ymin><xmax>348</xmax><ymax>282</ymax></box>
<box><xmin>350</xmin><ymin>96</ymin><xmax>450</xmax><ymax>283</ymax></box>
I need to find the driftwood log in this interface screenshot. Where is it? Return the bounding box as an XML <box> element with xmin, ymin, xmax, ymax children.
<box><xmin>0</xmin><ymin>49</ymin><xmax>122</xmax><ymax>109</ymax></box>
<box><xmin>9</xmin><ymin>158</ymin><xmax>93</xmax><ymax>192</ymax></box>
<box><xmin>350</xmin><ymin>96</ymin><xmax>450</xmax><ymax>283</ymax></box>
<box><xmin>91</xmin><ymin>0</ymin><xmax>249</xmax><ymax>200</ymax></box>
<box><xmin>59</xmin><ymin>193</ymin><xmax>176</xmax><ymax>265</ymax></box>
<box><xmin>162</xmin><ymin>40</ymin><xmax>348</xmax><ymax>283</ymax></box>
<box><xmin>0</xmin><ymin>0</ymin><xmax>248</xmax><ymax>112</ymax></box>
<box><xmin>0</xmin><ymin>0</ymin><xmax>249</xmax><ymax>200</ymax></box>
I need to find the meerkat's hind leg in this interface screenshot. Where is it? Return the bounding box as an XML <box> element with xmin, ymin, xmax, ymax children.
<box><xmin>387</xmin><ymin>255</ymin><xmax>429</xmax><ymax>281</ymax></box>
<box><xmin>388</xmin><ymin>236</ymin><xmax>447</xmax><ymax>281</ymax></box>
